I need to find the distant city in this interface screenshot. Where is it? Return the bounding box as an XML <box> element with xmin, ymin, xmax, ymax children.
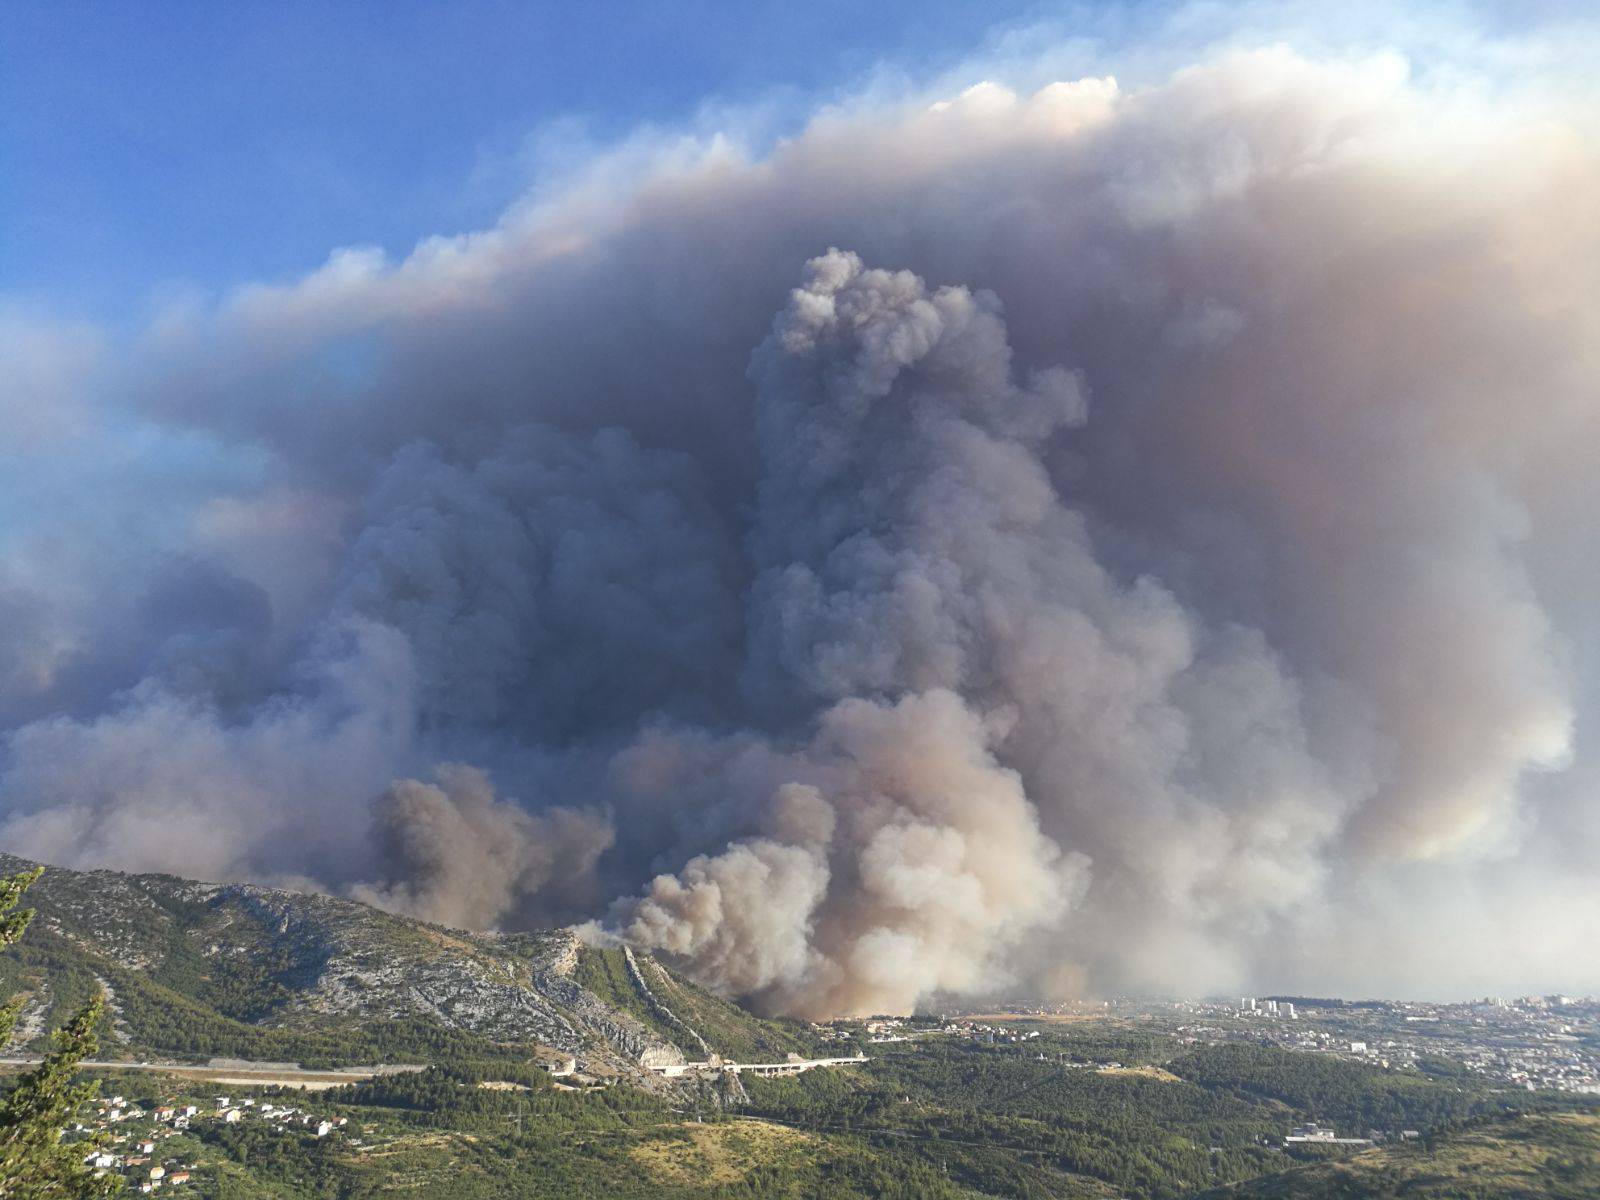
<box><xmin>937</xmin><ymin>993</ymin><xmax>1600</xmax><ymax>1096</ymax></box>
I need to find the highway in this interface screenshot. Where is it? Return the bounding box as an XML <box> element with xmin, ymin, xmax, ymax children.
<box><xmin>0</xmin><ymin>1058</ymin><xmax>423</xmax><ymax>1090</ymax></box>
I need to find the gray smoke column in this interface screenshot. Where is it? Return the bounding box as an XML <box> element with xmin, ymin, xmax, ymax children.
<box><xmin>351</xmin><ymin>765</ymin><xmax>614</xmax><ymax>930</ymax></box>
<box><xmin>611</xmin><ymin>254</ymin><xmax>1089</xmax><ymax>1014</ymax></box>
<box><xmin>2</xmin><ymin>30</ymin><xmax>1599</xmax><ymax>1011</ymax></box>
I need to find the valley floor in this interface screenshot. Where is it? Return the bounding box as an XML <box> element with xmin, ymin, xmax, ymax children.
<box><xmin>49</xmin><ymin>1028</ymin><xmax>1600</xmax><ymax>1199</ymax></box>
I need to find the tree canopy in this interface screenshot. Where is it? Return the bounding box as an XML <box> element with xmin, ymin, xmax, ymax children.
<box><xmin>0</xmin><ymin>866</ymin><xmax>120</xmax><ymax>1198</ymax></box>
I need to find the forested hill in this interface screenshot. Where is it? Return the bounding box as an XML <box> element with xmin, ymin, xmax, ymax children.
<box><xmin>0</xmin><ymin>852</ymin><xmax>814</xmax><ymax>1076</ymax></box>
<box><xmin>1196</xmin><ymin>1112</ymin><xmax>1600</xmax><ymax>1199</ymax></box>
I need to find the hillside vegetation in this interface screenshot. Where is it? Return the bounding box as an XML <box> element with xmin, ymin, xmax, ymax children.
<box><xmin>4</xmin><ymin>855</ymin><xmax>1598</xmax><ymax>1198</ymax></box>
<box><xmin>1199</xmin><ymin>1112</ymin><xmax>1600</xmax><ymax>1199</ymax></box>
<box><xmin>739</xmin><ymin>1032</ymin><xmax>1600</xmax><ymax>1199</ymax></box>
<box><xmin>0</xmin><ymin>853</ymin><xmax>805</xmax><ymax>1077</ymax></box>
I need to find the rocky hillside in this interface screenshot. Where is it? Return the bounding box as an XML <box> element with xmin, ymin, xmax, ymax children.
<box><xmin>0</xmin><ymin>853</ymin><xmax>816</xmax><ymax>1082</ymax></box>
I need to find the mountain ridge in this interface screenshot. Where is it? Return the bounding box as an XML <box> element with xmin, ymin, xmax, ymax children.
<box><xmin>0</xmin><ymin>852</ymin><xmax>816</xmax><ymax>1084</ymax></box>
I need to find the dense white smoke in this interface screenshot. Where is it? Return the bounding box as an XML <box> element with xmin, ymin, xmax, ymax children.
<box><xmin>3</xmin><ymin>24</ymin><xmax>1599</xmax><ymax>1013</ymax></box>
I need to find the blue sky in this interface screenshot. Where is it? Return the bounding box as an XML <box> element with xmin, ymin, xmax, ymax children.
<box><xmin>3</xmin><ymin>1</ymin><xmax>1577</xmax><ymax>322</ymax></box>
<box><xmin>2</xmin><ymin>0</ymin><xmax>1076</xmax><ymax>322</ymax></box>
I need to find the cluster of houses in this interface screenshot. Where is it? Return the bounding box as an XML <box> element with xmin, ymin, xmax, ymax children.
<box><xmin>188</xmin><ymin>1094</ymin><xmax>347</xmax><ymax>1139</ymax></box>
<box><xmin>816</xmin><ymin>1016</ymin><xmax>924</xmax><ymax>1044</ymax></box>
<box><xmin>74</xmin><ymin>1090</ymin><xmax>348</xmax><ymax>1191</ymax></box>
<box><xmin>816</xmin><ymin>1015</ymin><xmax>1045</xmax><ymax>1047</ymax></box>
<box><xmin>75</xmin><ymin>1094</ymin><xmax>195</xmax><ymax>1192</ymax></box>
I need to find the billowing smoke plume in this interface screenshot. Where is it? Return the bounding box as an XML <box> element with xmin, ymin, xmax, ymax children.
<box><xmin>3</xmin><ymin>24</ymin><xmax>1599</xmax><ymax>1014</ymax></box>
<box><xmin>352</xmin><ymin>765</ymin><xmax>614</xmax><ymax>930</ymax></box>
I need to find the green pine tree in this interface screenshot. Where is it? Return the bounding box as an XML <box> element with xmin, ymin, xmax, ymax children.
<box><xmin>0</xmin><ymin>866</ymin><xmax>121</xmax><ymax>1198</ymax></box>
<box><xmin>0</xmin><ymin>869</ymin><xmax>45</xmax><ymax>1055</ymax></box>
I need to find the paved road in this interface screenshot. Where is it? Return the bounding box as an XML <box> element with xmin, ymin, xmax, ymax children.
<box><xmin>0</xmin><ymin>1057</ymin><xmax>423</xmax><ymax>1084</ymax></box>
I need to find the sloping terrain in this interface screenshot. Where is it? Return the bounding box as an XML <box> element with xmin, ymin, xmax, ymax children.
<box><xmin>1197</xmin><ymin>1112</ymin><xmax>1600</xmax><ymax>1199</ymax></box>
<box><xmin>0</xmin><ymin>853</ymin><xmax>814</xmax><ymax>1079</ymax></box>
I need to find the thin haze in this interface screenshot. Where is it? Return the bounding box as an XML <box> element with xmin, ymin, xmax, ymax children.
<box><xmin>2</xmin><ymin>5</ymin><xmax>1598</xmax><ymax>1016</ymax></box>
